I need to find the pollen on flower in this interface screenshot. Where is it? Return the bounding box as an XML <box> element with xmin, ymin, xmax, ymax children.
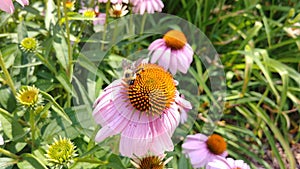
<box><xmin>16</xmin><ymin>86</ymin><xmax>41</xmax><ymax>107</ymax></box>
<box><xmin>46</xmin><ymin>136</ymin><xmax>77</xmax><ymax>168</ymax></box>
<box><xmin>20</xmin><ymin>37</ymin><xmax>38</xmax><ymax>53</ymax></box>
<box><xmin>206</xmin><ymin>134</ymin><xmax>227</xmax><ymax>155</ymax></box>
<box><xmin>163</xmin><ymin>30</ymin><xmax>187</xmax><ymax>50</ymax></box>
<box><xmin>125</xmin><ymin>64</ymin><xmax>176</xmax><ymax>116</ymax></box>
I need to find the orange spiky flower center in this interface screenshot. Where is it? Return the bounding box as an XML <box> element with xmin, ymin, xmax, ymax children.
<box><xmin>206</xmin><ymin>134</ymin><xmax>227</xmax><ymax>155</ymax></box>
<box><xmin>163</xmin><ymin>30</ymin><xmax>187</xmax><ymax>50</ymax></box>
<box><xmin>126</xmin><ymin>64</ymin><xmax>176</xmax><ymax>116</ymax></box>
<box><xmin>136</xmin><ymin>156</ymin><xmax>164</xmax><ymax>169</ymax></box>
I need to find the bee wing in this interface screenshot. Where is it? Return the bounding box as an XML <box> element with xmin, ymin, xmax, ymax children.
<box><xmin>122</xmin><ymin>59</ymin><xmax>131</xmax><ymax>70</ymax></box>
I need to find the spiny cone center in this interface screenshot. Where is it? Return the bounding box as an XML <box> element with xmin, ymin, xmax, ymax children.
<box><xmin>21</xmin><ymin>91</ymin><xmax>38</xmax><ymax>103</ymax></box>
<box><xmin>126</xmin><ymin>64</ymin><xmax>176</xmax><ymax>116</ymax></box>
<box><xmin>163</xmin><ymin>30</ymin><xmax>187</xmax><ymax>50</ymax></box>
<box><xmin>138</xmin><ymin>156</ymin><xmax>164</xmax><ymax>169</ymax></box>
<box><xmin>113</xmin><ymin>10</ymin><xmax>122</xmax><ymax>17</ymax></box>
<box><xmin>206</xmin><ymin>134</ymin><xmax>227</xmax><ymax>155</ymax></box>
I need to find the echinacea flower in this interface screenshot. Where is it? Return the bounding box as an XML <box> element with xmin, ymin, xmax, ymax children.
<box><xmin>130</xmin><ymin>154</ymin><xmax>173</xmax><ymax>169</ymax></box>
<box><xmin>20</xmin><ymin>37</ymin><xmax>38</xmax><ymax>53</ymax></box>
<box><xmin>182</xmin><ymin>133</ymin><xmax>228</xmax><ymax>168</ymax></box>
<box><xmin>148</xmin><ymin>30</ymin><xmax>194</xmax><ymax>75</ymax></box>
<box><xmin>109</xmin><ymin>3</ymin><xmax>128</xmax><ymax>17</ymax></box>
<box><xmin>207</xmin><ymin>156</ymin><xmax>250</xmax><ymax>169</ymax></box>
<box><xmin>16</xmin><ymin>86</ymin><xmax>42</xmax><ymax>108</ymax></box>
<box><xmin>131</xmin><ymin>0</ymin><xmax>164</xmax><ymax>15</ymax></box>
<box><xmin>46</xmin><ymin>136</ymin><xmax>77</xmax><ymax>168</ymax></box>
<box><xmin>92</xmin><ymin>61</ymin><xmax>192</xmax><ymax>157</ymax></box>
<box><xmin>0</xmin><ymin>0</ymin><xmax>29</xmax><ymax>14</ymax></box>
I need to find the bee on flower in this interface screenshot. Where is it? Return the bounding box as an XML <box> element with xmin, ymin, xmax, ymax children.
<box><xmin>92</xmin><ymin>59</ymin><xmax>192</xmax><ymax>157</ymax></box>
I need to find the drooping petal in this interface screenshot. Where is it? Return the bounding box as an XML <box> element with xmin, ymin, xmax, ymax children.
<box><xmin>158</xmin><ymin>48</ymin><xmax>171</xmax><ymax>70</ymax></box>
<box><xmin>169</xmin><ymin>51</ymin><xmax>178</xmax><ymax>75</ymax></box>
<box><xmin>150</xmin><ymin>45</ymin><xmax>167</xmax><ymax>64</ymax></box>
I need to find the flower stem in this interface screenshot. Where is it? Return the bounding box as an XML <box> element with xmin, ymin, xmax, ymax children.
<box><xmin>29</xmin><ymin>109</ymin><xmax>36</xmax><ymax>151</ymax></box>
<box><xmin>75</xmin><ymin>157</ymin><xmax>108</xmax><ymax>165</ymax></box>
<box><xmin>34</xmin><ymin>52</ymin><xmax>57</xmax><ymax>74</ymax></box>
<box><xmin>0</xmin><ymin>51</ymin><xmax>16</xmax><ymax>95</ymax></box>
<box><xmin>0</xmin><ymin>147</ymin><xmax>21</xmax><ymax>160</ymax></box>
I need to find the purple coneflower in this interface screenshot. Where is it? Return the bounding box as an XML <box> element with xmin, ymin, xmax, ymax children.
<box><xmin>148</xmin><ymin>30</ymin><xmax>194</xmax><ymax>75</ymax></box>
<box><xmin>182</xmin><ymin>133</ymin><xmax>228</xmax><ymax>168</ymax></box>
<box><xmin>131</xmin><ymin>0</ymin><xmax>164</xmax><ymax>15</ymax></box>
<box><xmin>92</xmin><ymin>61</ymin><xmax>192</xmax><ymax>157</ymax></box>
<box><xmin>207</xmin><ymin>156</ymin><xmax>251</xmax><ymax>169</ymax></box>
<box><xmin>0</xmin><ymin>0</ymin><xmax>29</xmax><ymax>14</ymax></box>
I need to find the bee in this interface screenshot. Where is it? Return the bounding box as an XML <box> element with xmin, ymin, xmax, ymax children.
<box><xmin>122</xmin><ymin>58</ymin><xmax>144</xmax><ymax>86</ymax></box>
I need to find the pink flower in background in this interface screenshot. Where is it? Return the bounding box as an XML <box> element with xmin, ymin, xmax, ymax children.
<box><xmin>0</xmin><ymin>0</ymin><xmax>29</xmax><ymax>14</ymax></box>
<box><xmin>148</xmin><ymin>30</ymin><xmax>194</xmax><ymax>75</ymax></box>
<box><xmin>131</xmin><ymin>0</ymin><xmax>164</xmax><ymax>15</ymax></box>
<box><xmin>207</xmin><ymin>156</ymin><xmax>251</xmax><ymax>169</ymax></box>
<box><xmin>94</xmin><ymin>6</ymin><xmax>106</xmax><ymax>25</ymax></box>
<box><xmin>94</xmin><ymin>13</ymin><xmax>106</xmax><ymax>25</ymax></box>
<box><xmin>92</xmin><ymin>62</ymin><xmax>191</xmax><ymax>157</ymax></box>
<box><xmin>182</xmin><ymin>133</ymin><xmax>228</xmax><ymax>168</ymax></box>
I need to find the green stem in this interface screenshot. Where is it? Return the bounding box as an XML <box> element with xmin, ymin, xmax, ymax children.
<box><xmin>62</xmin><ymin>0</ymin><xmax>73</xmax><ymax>80</ymax></box>
<box><xmin>0</xmin><ymin>147</ymin><xmax>21</xmax><ymax>159</ymax></box>
<box><xmin>0</xmin><ymin>51</ymin><xmax>16</xmax><ymax>95</ymax></box>
<box><xmin>34</xmin><ymin>52</ymin><xmax>57</xmax><ymax>74</ymax></box>
<box><xmin>29</xmin><ymin>109</ymin><xmax>36</xmax><ymax>151</ymax></box>
<box><xmin>101</xmin><ymin>1</ymin><xmax>111</xmax><ymax>50</ymax></box>
<box><xmin>75</xmin><ymin>158</ymin><xmax>108</xmax><ymax>165</ymax></box>
<box><xmin>62</xmin><ymin>0</ymin><xmax>73</xmax><ymax>107</ymax></box>
<box><xmin>140</xmin><ymin>13</ymin><xmax>147</xmax><ymax>35</ymax></box>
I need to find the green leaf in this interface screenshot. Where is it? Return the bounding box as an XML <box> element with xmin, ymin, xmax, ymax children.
<box><xmin>0</xmin><ymin>87</ymin><xmax>16</xmax><ymax>112</ymax></box>
<box><xmin>52</xmin><ymin>28</ymin><xmax>69</xmax><ymax>71</ymax></box>
<box><xmin>106</xmin><ymin>154</ymin><xmax>126</xmax><ymax>169</ymax></box>
<box><xmin>0</xmin><ymin>111</ymin><xmax>25</xmax><ymax>141</ymax></box>
<box><xmin>18</xmin><ymin>153</ymin><xmax>47</xmax><ymax>169</ymax></box>
<box><xmin>56</xmin><ymin>70</ymin><xmax>77</xmax><ymax>97</ymax></box>
<box><xmin>0</xmin><ymin>157</ymin><xmax>17</xmax><ymax>168</ymax></box>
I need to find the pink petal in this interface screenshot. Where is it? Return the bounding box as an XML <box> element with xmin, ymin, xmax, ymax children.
<box><xmin>158</xmin><ymin>48</ymin><xmax>171</xmax><ymax>70</ymax></box>
<box><xmin>169</xmin><ymin>51</ymin><xmax>178</xmax><ymax>75</ymax></box>
<box><xmin>150</xmin><ymin>46</ymin><xmax>167</xmax><ymax>64</ymax></box>
<box><xmin>16</xmin><ymin>0</ymin><xmax>29</xmax><ymax>6</ymax></box>
<box><xmin>120</xmin><ymin>122</ymin><xmax>152</xmax><ymax>157</ymax></box>
<box><xmin>0</xmin><ymin>0</ymin><xmax>14</xmax><ymax>14</ymax></box>
<box><xmin>148</xmin><ymin>39</ymin><xmax>164</xmax><ymax>51</ymax></box>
